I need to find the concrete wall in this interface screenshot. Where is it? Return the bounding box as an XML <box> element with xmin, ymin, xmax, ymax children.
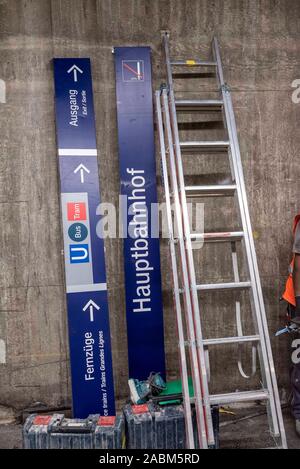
<box><xmin>0</xmin><ymin>0</ymin><xmax>300</xmax><ymax>411</ymax></box>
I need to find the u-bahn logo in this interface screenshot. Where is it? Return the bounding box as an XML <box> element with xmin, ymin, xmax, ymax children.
<box><xmin>69</xmin><ymin>244</ymin><xmax>89</xmax><ymax>263</ymax></box>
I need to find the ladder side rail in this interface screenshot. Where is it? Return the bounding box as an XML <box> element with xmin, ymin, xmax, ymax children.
<box><xmin>224</xmin><ymin>89</ymin><xmax>287</xmax><ymax>447</ymax></box>
<box><xmin>161</xmin><ymin>90</ymin><xmax>208</xmax><ymax>449</ymax></box>
<box><xmin>163</xmin><ymin>33</ymin><xmax>215</xmax><ymax>446</ymax></box>
<box><xmin>213</xmin><ymin>37</ymin><xmax>287</xmax><ymax>448</ymax></box>
<box><xmin>155</xmin><ymin>91</ymin><xmax>195</xmax><ymax>448</ymax></box>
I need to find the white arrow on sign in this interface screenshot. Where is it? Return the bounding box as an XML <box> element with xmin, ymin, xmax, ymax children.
<box><xmin>83</xmin><ymin>300</ymin><xmax>100</xmax><ymax>322</ymax></box>
<box><xmin>74</xmin><ymin>163</ymin><xmax>90</xmax><ymax>183</ymax></box>
<box><xmin>67</xmin><ymin>64</ymin><xmax>83</xmax><ymax>82</ymax></box>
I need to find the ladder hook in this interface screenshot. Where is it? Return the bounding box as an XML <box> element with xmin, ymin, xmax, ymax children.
<box><xmin>236</xmin><ymin>301</ymin><xmax>257</xmax><ymax>379</ymax></box>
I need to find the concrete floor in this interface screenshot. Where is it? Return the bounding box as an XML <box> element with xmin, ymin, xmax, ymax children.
<box><xmin>220</xmin><ymin>407</ymin><xmax>299</xmax><ymax>450</ymax></box>
<box><xmin>0</xmin><ymin>407</ymin><xmax>298</xmax><ymax>450</ymax></box>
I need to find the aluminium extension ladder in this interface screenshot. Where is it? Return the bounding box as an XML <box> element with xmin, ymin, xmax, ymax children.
<box><xmin>155</xmin><ymin>32</ymin><xmax>287</xmax><ymax>449</ymax></box>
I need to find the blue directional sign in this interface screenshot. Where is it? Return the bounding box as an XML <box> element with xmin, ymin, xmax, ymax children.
<box><xmin>114</xmin><ymin>47</ymin><xmax>166</xmax><ymax>380</ymax></box>
<box><xmin>53</xmin><ymin>58</ymin><xmax>115</xmax><ymax>418</ymax></box>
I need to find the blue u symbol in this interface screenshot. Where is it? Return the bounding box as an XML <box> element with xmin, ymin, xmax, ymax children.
<box><xmin>69</xmin><ymin>244</ymin><xmax>89</xmax><ymax>264</ymax></box>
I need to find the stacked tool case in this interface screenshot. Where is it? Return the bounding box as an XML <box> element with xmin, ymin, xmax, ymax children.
<box><xmin>94</xmin><ymin>416</ymin><xmax>125</xmax><ymax>449</ymax></box>
<box><xmin>123</xmin><ymin>403</ymin><xmax>154</xmax><ymax>449</ymax></box>
<box><xmin>23</xmin><ymin>414</ymin><xmax>64</xmax><ymax>449</ymax></box>
<box><xmin>23</xmin><ymin>413</ymin><xmax>124</xmax><ymax>449</ymax></box>
<box><xmin>150</xmin><ymin>404</ymin><xmax>185</xmax><ymax>449</ymax></box>
<box><xmin>123</xmin><ymin>403</ymin><xmax>219</xmax><ymax>449</ymax></box>
<box><xmin>49</xmin><ymin>414</ymin><xmax>98</xmax><ymax>449</ymax></box>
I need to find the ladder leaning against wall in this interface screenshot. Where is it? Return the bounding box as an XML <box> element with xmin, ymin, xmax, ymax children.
<box><xmin>155</xmin><ymin>32</ymin><xmax>287</xmax><ymax>449</ymax></box>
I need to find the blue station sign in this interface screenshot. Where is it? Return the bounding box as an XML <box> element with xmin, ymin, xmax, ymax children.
<box><xmin>114</xmin><ymin>47</ymin><xmax>166</xmax><ymax>380</ymax></box>
<box><xmin>53</xmin><ymin>58</ymin><xmax>115</xmax><ymax>418</ymax></box>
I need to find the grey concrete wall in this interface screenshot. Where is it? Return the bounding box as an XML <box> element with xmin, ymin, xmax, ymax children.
<box><xmin>0</xmin><ymin>0</ymin><xmax>299</xmax><ymax>411</ymax></box>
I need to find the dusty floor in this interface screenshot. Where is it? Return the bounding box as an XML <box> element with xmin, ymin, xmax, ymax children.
<box><xmin>0</xmin><ymin>407</ymin><xmax>298</xmax><ymax>449</ymax></box>
<box><xmin>220</xmin><ymin>407</ymin><xmax>299</xmax><ymax>449</ymax></box>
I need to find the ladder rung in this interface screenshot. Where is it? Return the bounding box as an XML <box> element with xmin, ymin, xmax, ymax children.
<box><xmin>190</xmin><ymin>231</ymin><xmax>244</xmax><ymax>243</ymax></box>
<box><xmin>175</xmin><ymin>99</ymin><xmax>223</xmax><ymax>112</ymax></box>
<box><xmin>196</xmin><ymin>282</ymin><xmax>251</xmax><ymax>292</ymax></box>
<box><xmin>185</xmin><ymin>184</ymin><xmax>237</xmax><ymax>197</ymax></box>
<box><xmin>209</xmin><ymin>390</ymin><xmax>269</xmax><ymax>406</ymax></box>
<box><xmin>171</xmin><ymin>60</ymin><xmax>217</xmax><ymax>67</ymax></box>
<box><xmin>203</xmin><ymin>335</ymin><xmax>260</xmax><ymax>346</ymax></box>
<box><xmin>180</xmin><ymin>141</ymin><xmax>230</xmax><ymax>152</ymax></box>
